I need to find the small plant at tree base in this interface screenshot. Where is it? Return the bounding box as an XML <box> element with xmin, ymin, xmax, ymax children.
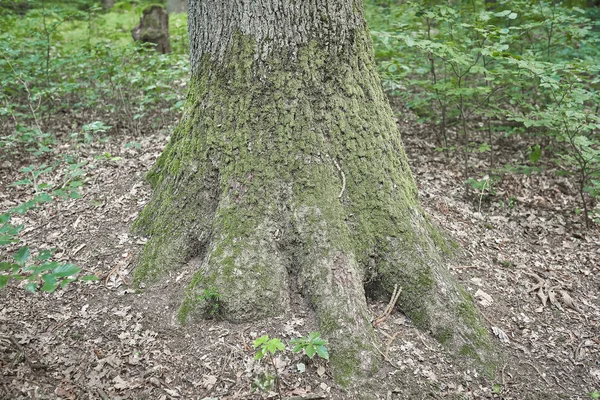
<box><xmin>252</xmin><ymin>335</ymin><xmax>285</xmax><ymax>398</ymax></box>
<box><xmin>290</xmin><ymin>331</ymin><xmax>329</xmax><ymax>360</ymax></box>
<box><xmin>589</xmin><ymin>390</ymin><xmax>600</xmax><ymax>400</ymax></box>
<box><xmin>197</xmin><ymin>287</ymin><xmax>221</xmax><ymax>317</ymax></box>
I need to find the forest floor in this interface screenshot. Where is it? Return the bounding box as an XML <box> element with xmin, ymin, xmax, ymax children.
<box><xmin>1</xmin><ymin>107</ymin><xmax>599</xmax><ymax>400</ymax></box>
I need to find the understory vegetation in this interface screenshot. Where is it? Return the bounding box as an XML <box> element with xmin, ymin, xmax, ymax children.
<box><xmin>1</xmin><ymin>0</ymin><xmax>188</xmax><ymax>291</ymax></box>
<box><xmin>366</xmin><ymin>0</ymin><xmax>600</xmax><ymax>226</ymax></box>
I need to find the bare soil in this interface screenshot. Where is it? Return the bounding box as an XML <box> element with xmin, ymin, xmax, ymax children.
<box><xmin>1</xmin><ymin>108</ymin><xmax>598</xmax><ymax>400</ymax></box>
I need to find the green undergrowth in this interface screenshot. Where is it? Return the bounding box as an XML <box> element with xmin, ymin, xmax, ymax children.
<box><xmin>1</xmin><ymin>1</ymin><xmax>189</xmax><ymax>157</ymax></box>
<box><xmin>366</xmin><ymin>0</ymin><xmax>600</xmax><ymax>226</ymax></box>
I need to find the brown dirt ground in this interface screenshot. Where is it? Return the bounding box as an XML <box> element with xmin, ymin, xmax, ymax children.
<box><xmin>1</xmin><ymin>108</ymin><xmax>599</xmax><ymax>400</ymax></box>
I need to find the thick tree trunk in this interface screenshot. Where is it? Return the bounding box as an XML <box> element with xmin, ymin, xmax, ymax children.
<box><xmin>133</xmin><ymin>0</ymin><xmax>496</xmax><ymax>389</ymax></box>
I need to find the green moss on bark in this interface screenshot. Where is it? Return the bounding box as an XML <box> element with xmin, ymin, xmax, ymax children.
<box><xmin>133</xmin><ymin>23</ymin><xmax>497</xmax><ymax>385</ymax></box>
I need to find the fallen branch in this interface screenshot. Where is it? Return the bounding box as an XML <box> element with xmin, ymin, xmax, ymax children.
<box><xmin>284</xmin><ymin>394</ymin><xmax>327</xmax><ymax>400</ymax></box>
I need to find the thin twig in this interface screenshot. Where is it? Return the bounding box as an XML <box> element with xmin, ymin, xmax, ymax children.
<box><xmin>370</xmin><ymin>340</ymin><xmax>400</xmax><ymax>370</ymax></box>
<box><xmin>373</xmin><ymin>285</ymin><xmax>401</xmax><ymax>327</ymax></box>
<box><xmin>284</xmin><ymin>394</ymin><xmax>327</xmax><ymax>400</ymax></box>
<box><xmin>523</xmin><ymin>361</ymin><xmax>550</xmax><ymax>385</ymax></box>
<box><xmin>268</xmin><ymin>353</ymin><xmax>283</xmax><ymax>400</ymax></box>
<box><xmin>51</xmin><ymin>317</ymin><xmax>73</xmax><ymax>333</ymax></box>
<box><xmin>384</xmin><ymin>331</ymin><xmax>401</xmax><ymax>358</ymax></box>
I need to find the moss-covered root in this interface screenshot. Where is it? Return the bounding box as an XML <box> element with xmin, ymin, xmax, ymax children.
<box><xmin>132</xmin><ymin>164</ymin><xmax>219</xmax><ymax>283</ymax></box>
<box><xmin>378</xmin><ymin>210</ymin><xmax>498</xmax><ymax>374</ymax></box>
<box><xmin>179</xmin><ymin>199</ymin><xmax>290</xmax><ymax>322</ymax></box>
<box><xmin>292</xmin><ymin>200</ymin><xmax>378</xmax><ymax>386</ymax></box>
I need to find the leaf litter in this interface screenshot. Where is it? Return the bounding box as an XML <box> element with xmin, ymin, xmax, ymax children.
<box><xmin>0</xmin><ymin>108</ymin><xmax>598</xmax><ymax>399</ymax></box>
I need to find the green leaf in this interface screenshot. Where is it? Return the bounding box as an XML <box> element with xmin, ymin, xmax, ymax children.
<box><xmin>80</xmin><ymin>274</ymin><xmax>99</xmax><ymax>281</ymax></box>
<box><xmin>530</xmin><ymin>144</ymin><xmax>542</xmax><ymax>164</ymax></box>
<box><xmin>254</xmin><ymin>348</ymin><xmax>265</xmax><ymax>360</ymax></box>
<box><xmin>24</xmin><ymin>282</ymin><xmax>37</xmax><ymax>292</ymax></box>
<box><xmin>34</xmin><ymin>193</ymin><xmax>53</xmax><ymax>203</ymax></box>
<box><xmin>0</xmin><ymin>213</ymin><xmax>10</xmax><ymax>224</ymax></box>
<box><xmin>41</xmin><ymin>274</ymin><xmax>58</xmax><ymax>292</ymax></box>
<box><xmin>36</xmin><ymin>250</ymin><xmax>53</xmax><ymax>261</ymax></box>
<box><xmin>0</xmin><ymin>262</ymin><xmax>19</xmax><ymax>272</ymax></box>
<box><xmin>315</xmin><ymin>345</ymin><xmax>329</xmax><ymax>360</ymax></box>
<box><xmin>253</xmin><ymin>335</ymin><xmax>269</xmax><ymax>348</ymax></box>
<box><xmin>0</xmin><ymin>275</ymin><xmax>11</xmax><ymax>288</ymax></box>
<box><xmin>60</xmin><ymin>278</ymin><xmax>77</xmax><ymax>288</ymax></box>
<box><xmin>52</xmin><ymin>263</ymin><xmax>81</xmax><ymax>277</ymax></box>
<box><xmin>309</xmin><ymin>332</ymin><xmax>321</xmax><ymax>340</ymax></box>
<box><xmin>494</xmin><ymin>10</ymin><xmax>511</xmax><ymax>17</ymax></box>
<box><xmin>292</xmin><ymin>344</ymin><xmax>304</xmax><ymax>353</ymax></box>
<box><xmin>1</xmin><ymin>223</ymin><xmax>23</xmax><ymax>235</ymax></box>
<box><xmin>305</xmin><ymin>345</ymin><xmax>316</xmax><ymax>359</ymax></box>
<box><xmin>13</xmin><ymin>246</ymin><xmax>31</xmax><ymax>265</ymax></box>
<box><xmin>24</xmin><ymin>261</ymin><xmax>58</xmax><ymax>274</ymax></box>
<box><xmin>0</xmin><ymin>235</ymin><xmax>17</xmax><ymax>246</ymax></box>
<box><xmin>9</xmin><ymin>179</ymin><xmax>33</xmax><ymax>186</ymax></box>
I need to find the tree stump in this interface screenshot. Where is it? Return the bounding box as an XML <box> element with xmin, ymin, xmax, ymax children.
<box><xmin>131</xmin><ymin>5</ymin><xmax>171</xmax><ymax>54</ymax></box>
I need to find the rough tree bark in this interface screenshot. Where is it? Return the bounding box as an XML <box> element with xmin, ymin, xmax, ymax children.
<box><xmin>133</xmin><ymin>0</ymin><xmax>496</xmax><ymax>389</ymax></box>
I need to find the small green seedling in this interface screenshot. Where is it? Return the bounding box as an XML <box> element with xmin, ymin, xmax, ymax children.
<box><xmin>197</xmin><ymin>287</ymin><xmax>221</xmax><ymax>317</ymax></box>
<box><xmin>589</xmin><ymin>390</ymin><xmax>600</xmax><ymax>400</ymax></box>
<box><xmin>251</xmin><ymin>372</ymin><xmax>275</xmax><ymax>393</ymax></box>
<box><xmin>252</xmin><ymin>335</ymin><xmax>285</xmax><ymax>398</ymax></box>
<box><xmin>253</xmin><ymin>335</ymin><xmax>285</xmax><ymax>361</ymax></box>
<box><xmin>492</xmin><ymin>383</ymin><xmax>502</xmax><ymax>394</ymax></box>
<box><xmin>290</xmin><ymin>331</ymin><xmax>329</xmax><ymax>360</ymax></box>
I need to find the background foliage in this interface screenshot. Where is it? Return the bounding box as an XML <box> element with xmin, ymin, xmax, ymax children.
<box><xmin>367</xmin><ymin>0</ymin><xmax>600</xmax><ymax>226</ymax></box>
<box><xmin>0</xmin><ymin>0</ymin><xmax>189</xmax><ymax>291</ymax></box>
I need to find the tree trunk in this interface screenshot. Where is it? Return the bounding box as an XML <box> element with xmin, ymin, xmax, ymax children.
<box><xmin>166</xmin><ymin>0</ymin><xmax>187</xmax><ymax>13</ymax></box>
<box><xmin>133</xmin><ymin>0</ymin><xmax>497</xmax><ymax>389</ymax></box>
